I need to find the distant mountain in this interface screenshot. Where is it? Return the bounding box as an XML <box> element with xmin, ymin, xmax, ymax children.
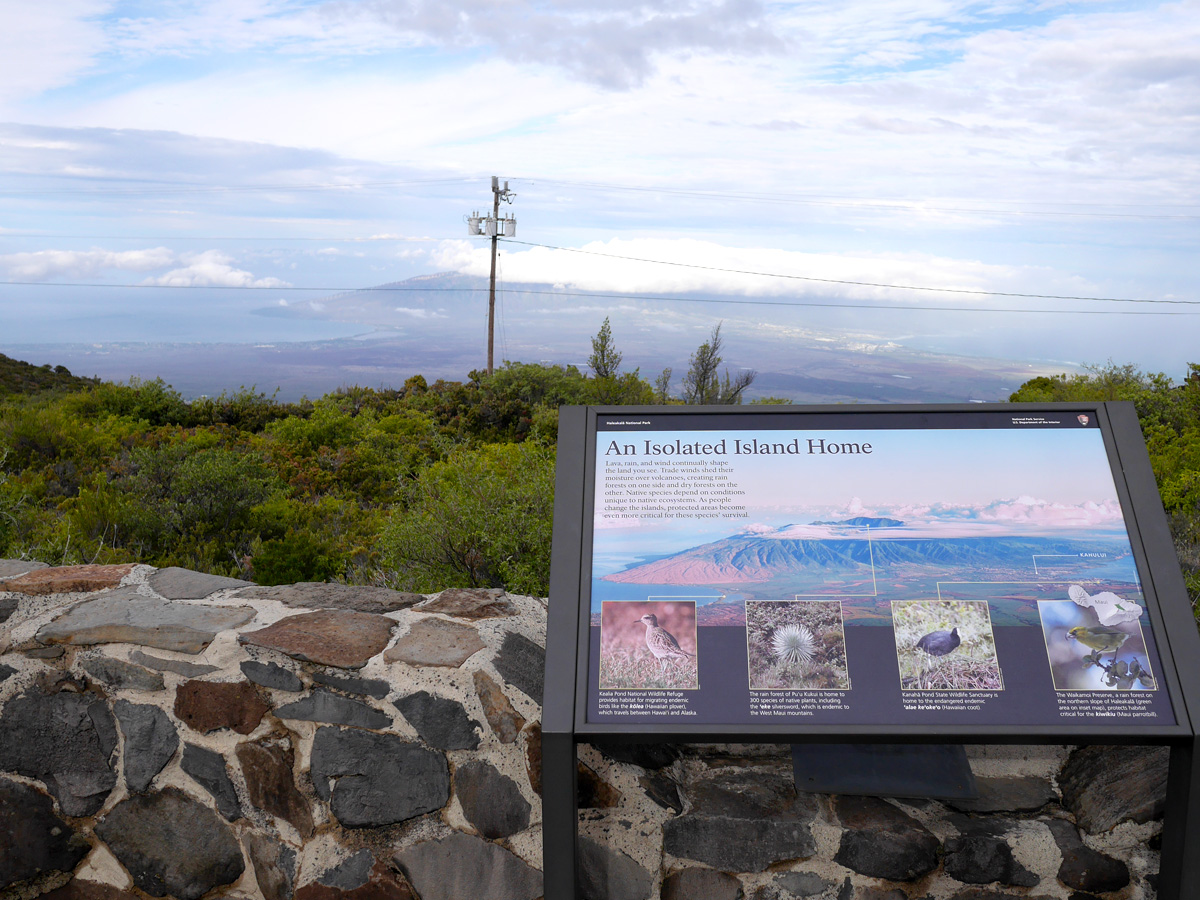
<box><xmin>811</xmin><ymin>517</ymin><xmax>905</xmax><ymax>528</ymax></box>
<box><xmin>603</xmin><ymin>531</ymin><xmax>1123</xmax><ymax>585</ymax></box>
<box><xmin>0</xmin><ymin>353</ymin><xmax>97</xmax><ymax>397</ymax></box>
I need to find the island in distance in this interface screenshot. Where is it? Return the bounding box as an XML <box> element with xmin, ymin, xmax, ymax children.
<box><xmin>600</xmin><ymin>519</ymin><xmax>1138</xmax><ymax>627</ymax></box>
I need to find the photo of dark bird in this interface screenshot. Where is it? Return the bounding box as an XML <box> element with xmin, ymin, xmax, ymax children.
<box><xmin>1067</xmin><ymin>625</ymin><xmax>1129</xmax><ymax>655</ymax></box>
<box><xmin>916</xmin><ymin>626</ymin><xmax>961</xmax><ymax>658</ymax></box>
<box><xmin>640</xmin><ymin>614</ymin><xmax>695</xmax><ymax>671</ymax></box>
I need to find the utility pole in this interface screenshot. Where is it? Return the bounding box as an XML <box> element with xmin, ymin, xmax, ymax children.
<box><xmin>466</xmin><ymin>177</ymin><xmax>516</xmax><ymax>375</ymax></box>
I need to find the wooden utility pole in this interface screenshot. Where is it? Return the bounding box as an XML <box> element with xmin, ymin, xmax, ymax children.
<box><xmin>467</xmin><ymin>177</ymin><xmax>516</xmax><ymax>376</ymax></box>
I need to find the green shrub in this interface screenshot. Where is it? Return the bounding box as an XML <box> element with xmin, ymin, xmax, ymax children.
<box><xmin>379</xmin><ymin>441</ymin><xmax>555</xmax><ymax>595</ymax></box>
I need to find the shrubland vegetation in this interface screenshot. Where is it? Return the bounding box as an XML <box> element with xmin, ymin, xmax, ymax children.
<box><xmin>1010</xmin><ymin>363</ymin><xmax>1200</xmax><ymax>616</ymax></box>
<box><xmin>1</xmin><ymin>328</ymin><xmax>1196</xmax><ymax>618</ymax></box>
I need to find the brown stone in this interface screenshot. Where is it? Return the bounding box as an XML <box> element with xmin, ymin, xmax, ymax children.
<box><xmin>385</xmin><ymin>618</ymin><xmax>485</xmax><ymax>667</ymax></box>
<box><xmin>0</xmin><ymin>563</ymin><xmax>135</xmax><ymax>595</ymax></box>
<box><xmin>40</xmin><ymin>882</ymin><xmax>141</xmax><ymax>900</ymax></box>
<box><xmin>236</xmin><ymin>739</ymin><xmax>314</xmax><ymax>839</ymax></box>
<box><xmin>296</xmin><ymin>860</ymin><xmax>419</xmax><ymax>900</ymax></box>
<box><xmin>419</xmin><ymin>588</ymin><xmax>516</xmax><ymax>620</ymax></box>
<box><xmin>239</xmin><ymin>610</ymin><xmax>395</xmax><ymax>670</ymax></box>
<box><xmin>174</xmin><ymin>680</ymin><xmax>269</xmax><ymax>735</ymax></box>
<box><xmin>578</xmin><ymin>760</ymin><xmax>622</xmax><ymax>808</ymax></box>
<box><xmin>473</xmin><ymin>670</ymin><xmax>525</xmax><ymax>743</ymax></box>
<box><xmin>524</xmin><ymin>721</ymin><xmax>542</xmax><ymax>796</ymax></box>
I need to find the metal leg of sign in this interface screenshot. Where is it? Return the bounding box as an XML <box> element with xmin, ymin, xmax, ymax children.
<box><xmin>1160</xmin><ymin>738</ymin><xmax>1200</xmax><ymax>898</ymax></box>
<box><xmin>542</xmin><ymin>729</ymin><xmax>579</xmax><ymax>899</ymax></box>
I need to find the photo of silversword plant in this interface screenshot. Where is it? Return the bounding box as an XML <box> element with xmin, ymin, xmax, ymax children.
<box><xmin>893</xmin><ymin>599</ymin><xmax>1003</xmax><ymax>691</ymax></box>
<box><xmin>599</xmin><ymin>600</ymin><xmax>699</xmax><ymax>690</ymax></box>
<box><xmin>746</xmin><ymin>600</ymin><xmax>850</xmax><ymax>690</ymax></box>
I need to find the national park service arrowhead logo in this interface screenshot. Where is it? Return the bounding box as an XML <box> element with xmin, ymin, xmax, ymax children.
<box><xmin>1077</xmin><ymin>414</ymin><xmax>1090</xmax><ymax>426</ymax></box>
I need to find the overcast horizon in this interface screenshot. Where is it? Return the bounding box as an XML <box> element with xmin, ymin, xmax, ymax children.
<box><xmin>2</xmin><ymin>1</ymin><xmax>1197</xmax><ymax>380</ymax></box>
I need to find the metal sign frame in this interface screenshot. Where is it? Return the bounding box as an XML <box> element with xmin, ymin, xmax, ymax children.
<box><xmin>543</xmin><ymin>402</ymin><xmax>1200</xmax><ymax>899</ymax></box>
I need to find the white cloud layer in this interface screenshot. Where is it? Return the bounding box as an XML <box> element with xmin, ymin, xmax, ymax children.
<box><xmin>0</xmin><ymin>246</ymin><xmax>290</xmax><ymax>290</ymax></box>
<box><xmin>142</xmin><ymin>251</ymin><xmax>292</xmax><ymax>288</ymax></box>
<box><xmin>0</xmin><ymin>247</ymin><xmax>175</xmax><ymax>281</ymax></box>
<box><xmin>432</xmin><ymin>236</ymin><xmax>1058</xmax><ymax>303</ymax></box>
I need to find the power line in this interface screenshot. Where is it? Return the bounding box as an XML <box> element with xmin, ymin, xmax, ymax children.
<box><xmin>0</xmin><ymin>233</ymin><xmax>445</xmax><ymax>242</ymax></box>
<box><xmin>0</xmin><ymin>177</ymin><xmax>477</xmax><ymax>197</ymax></box>
<box><xmin>2</xmin><ymin>279</ymin><xmax>1197</xmax><ymax>315</ymax></box>
<box><xmin>515</xmin><ymin>177</ymin><xmax>1200</xmax><ymax>220</ymax></box>
<box><xmin>499</xmin><ymin>239</ymin><xmax>1197</xmax><ymax>306</ymax></box>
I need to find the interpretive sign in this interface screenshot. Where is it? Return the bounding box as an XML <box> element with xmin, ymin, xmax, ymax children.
<box><xmin>542</xmin><ymin>402</ymin><xmax>1200</xmax><ymax>899</ymax></box>
<box><xmin>585</xmin><ymin>407</ymin><xmax>1178</xmax><ymax>731</ymax></box>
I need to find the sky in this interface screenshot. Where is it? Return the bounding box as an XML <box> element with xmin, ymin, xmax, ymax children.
<box><xmin>592</xmin><ymin>425</ymin><xmax>1128</xmax><ymax>557</ymax></box>
<box><xmin>1</xmin><ymin>0</ymin><xmax>1198</xmax><ymax>375</ymax></box>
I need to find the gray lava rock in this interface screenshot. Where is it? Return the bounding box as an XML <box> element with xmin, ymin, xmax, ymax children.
<box><xmin>0</xmin><ymin>663</ymin><xmax>15</xmax><ymax>682</ymax></box>
<box><xmin>245</xmin><ymin>832</ymin><xmax>296</xmax><ymax>900</ymax></box>
<box><xmin>275</xmin><ymin>690</ymin><xmax>392</xmax><ymax>729</ymax></box>
<box><xmin>774</xmin><ymin>872</ymin><xmax>834</xmax><ymax>897</ymax></box>
<box><xmin>1058</xmin><ymin>845</ymin><xmax>1130</xmax><ymax>893</ymax></box>
<box><xmin>237</xmin><ymin>582</ymin><xmax>424</xmax><ymax>614</ymax></box>
<box><xmin>35</xmin><ymin>587</ymin><xmax>255</xmax><ymax>653</ymax></box>
<box><xmin>0</xmin><ymin>686</ymin><xmax>117</xmax><ymax>816</ymax></box>
<box><xmin>310</xmin><ymin>726</ymin><xmax>449</xmax><ymax>828</ymax></box>
<box><xmin>181</xmin><ymin>743</ymin><xmax>241</xmax><ymax>821</ymax></box>
<box><xmin>394</xmin><ymin>832</ymin><xmax>542</xmax><ymax>900</ymax></box>
<box><xmin>492</xmin><ymin>631</ymin><xmax>545</xmax><ymax>703</ymax></box>
<box><xmin>1059</xmin><ymin>745</ymin><xmax>1170</xmax><ymax>832</ymax></box>
<box><xmin>834</xmin><ymin>796</ymin><xmax>939</xmax><ymax>881</ymax></box>
<box><xmin>114</xmin><ymin>701</ymin><xmax>178</xmax><ymax>793</ymax></box>
<box><xmin>0</xmin><ymin>596</ymin><xmax>18</xmax><ymax>625</ymax></box>
<box><xmin>148</xmin><ymin>566</ymin><xmax>252</xmax><ymax>599</ymax></box>
<box><xmin>241</xmin><ymin>660</ymin><xmax>304</xmax><ymax>692</ymax></box>
<box><xmin>946</xmin><ymin>776</ymin><xmax>1057</xmax><ymax>814</ymax></box>
<box><xmin>0</xmin><ymin>777</ymin><xmax>90</xmax><ymax>889</ymax></box>
<box><xmin>662</xmin><ymin>867</ymin><xmax>743</xmax><ymax>900</ymax></box>
<box><xmin>312</xmin><ymin>670</ymin><xmax>391</xmax><ymax>699</ymax></box>
<box><xmin>96</xmin><ymin>787</ymin><xmax>244</xmax><ymax>900</ymax></box>
<box><xmin>129</xmin><ymin>650</ymin><xmax>218</xmax><ymax>677</ymax></box>
<box><xmin>80</xmin><ymin>656</ymin><xmax>166</xmax><ymax>692</ymax></box>
<box><xmin>664</xmin><ymin>770</ymin><xmax>818</xmax><ymax>872</ymax></box>
<box><xmin>318</xmin><ymin>850</ymin><xmax>375</xmax><ymax>889</ymax></box>
<box><xmin>455</xmin><ymin>759</ymin><xmax>532</xmax><ymax>838</ymax></box>
<box><xmin>578</xmin><ymin>836</ymin><xmax>653</xmax><ymax>900</ymax></box>
<box><xmin>394</xmin><ymin>691</ymin><xmax>481</xmax><ymax>750</ymax></box>
<box><xmin>0</xmin><ymin>559</ymin><xmax>48</xmax><ymax>578</ymax></box>
<box><xmin>944</xmin><ymin>836</ymin><xmax>1038</xmax><ymax>887</ymax></box>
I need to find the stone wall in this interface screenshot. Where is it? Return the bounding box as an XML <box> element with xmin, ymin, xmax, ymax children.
<box><xmin>0</xmin><ymin>561</ymin><xmax>1170</xmax><ymax>900</ymax></box>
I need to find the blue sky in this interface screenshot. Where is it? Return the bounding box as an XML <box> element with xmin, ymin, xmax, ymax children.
<box><xmin>1</xmin><ymin>0</ymin><xmax>1198</xmax><ymax>373</ymax></box>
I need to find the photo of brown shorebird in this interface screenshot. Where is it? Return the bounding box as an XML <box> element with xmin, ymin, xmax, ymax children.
<box><xmin>598</xmin><ymin>600</ymin><xmax>698</xmax><ymax>690</ymax></box>
<box><xmin>640</xmin><ymin>613</ymin><xmax>695</xmax><ymax>672</ymax></box>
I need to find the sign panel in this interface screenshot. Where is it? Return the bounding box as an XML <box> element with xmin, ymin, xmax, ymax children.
<box><xmin>580</xmin><ymin>407</ymin><xmax>1178</xmax><ymax>730</ymax></box>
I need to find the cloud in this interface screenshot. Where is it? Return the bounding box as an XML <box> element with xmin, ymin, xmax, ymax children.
<box><xmin>433</xmin><ymin>236</ymin><xmax>1046</xmax><ymax>305</ymax></box>
<box><xmin>0</xmin><ymin>247</ymin><xmax>175</xmax><ymax>281</ymax></box>
<box><xmin>322</xmin><ymin>0</ymin><xmax>786</xmax><ymax>89</ymax></box>
<box><xmin>0</xmin><ymin>2</ymin><xmax>108</xmax><ymax>105</ymax></box>
<box><xmin>142</xmin><ymin>250</ymin><xmax>291</xmax><ymax>288</ymax></box>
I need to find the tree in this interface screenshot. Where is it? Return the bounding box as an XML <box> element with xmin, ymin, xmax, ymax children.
<box><xmin>587</xmin><ymin>317</ymin><xmax>623</xmax><ymax>379</ymax></box>
<box><xmin>681</xmin><ymin>324</ymin><xmax>756</xmax><ymax>404</ymax></box>
<box><xmin>654</xmin><ymin>368</ymin><xmax>673</xmax><ymax>403</ymax></box>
